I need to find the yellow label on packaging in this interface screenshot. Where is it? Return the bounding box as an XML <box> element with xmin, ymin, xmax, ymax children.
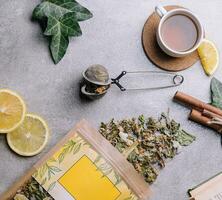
<box><xmin>33</xmin><ymin>134</ymin><xmax>138</xmax><ymax>200</ymax></box>
<box><xmin>59</xmin><ymin>156</ymin><xmax>120</xmax><ymax>200</ymax></box>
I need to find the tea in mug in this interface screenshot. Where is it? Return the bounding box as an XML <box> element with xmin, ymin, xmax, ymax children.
<box><xmin>161</xmin><ymin>14</ymin><xmax>198</xmax><ymax>52</ymax></box>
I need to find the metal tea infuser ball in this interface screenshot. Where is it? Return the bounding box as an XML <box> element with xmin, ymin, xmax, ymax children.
<box><xmin>81</xmin><ymin>64</ymin><xmax>184</xmax><ymax>99</ymax></box>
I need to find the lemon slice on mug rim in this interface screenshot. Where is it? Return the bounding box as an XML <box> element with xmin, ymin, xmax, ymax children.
<box><xmin>198</xmin><ymin>39</ymin><xmax>219</xmax><ymax>76</ymax></box>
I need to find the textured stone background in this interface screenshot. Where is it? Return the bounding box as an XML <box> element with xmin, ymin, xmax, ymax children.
<box><xmin>0</xmin><ymin>0</ymin><xmax>222</xmax><ymax>199</ymax></box>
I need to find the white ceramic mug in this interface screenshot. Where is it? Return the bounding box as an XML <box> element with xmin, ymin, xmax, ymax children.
<box><xmin>155</xmin><ymin>5</ymin><xmax>204</xmax><ymax>57</ymax></box>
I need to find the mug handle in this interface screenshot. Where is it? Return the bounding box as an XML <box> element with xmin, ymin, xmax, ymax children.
<box><xmin>155</xmin><ymin>5</ymin><xmax>167</xmax><ymax>18</ymax></box>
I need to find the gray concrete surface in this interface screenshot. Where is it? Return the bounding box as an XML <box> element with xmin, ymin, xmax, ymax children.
<box><xmin>0</xmin><ymin>0</ymin><xmax>222</xmax><ymax>199</ymax></box>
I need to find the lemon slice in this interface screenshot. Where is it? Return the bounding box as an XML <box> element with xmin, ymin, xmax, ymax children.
<box><xmin>197</xmin><ymin>39</ymin><xmax>219</xmax><ymax>76</ymax></box>
<box><xmin>7</xmin><ymin>114</ymin><xmax>49</xmax><ymax>156</ymax></box>
<box><xmin>0</xmin><ymin>89</ymin><xmax>26</xmax><ymax>133</ymax></box>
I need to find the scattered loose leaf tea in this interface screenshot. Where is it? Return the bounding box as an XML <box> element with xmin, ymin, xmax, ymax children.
<box><xmin>99</xmin><ymin>112</ymin><xmax>195</xmax><ymax>183</ymax></box>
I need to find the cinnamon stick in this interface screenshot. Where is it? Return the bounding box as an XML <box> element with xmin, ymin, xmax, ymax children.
<box><xmin>202</xmin><ymin>109</ymin><xmax>222</xmax><ymax>120</ymax></box>
<box><xmin>174</xmin><ymin>91</ymin><xmax>222</xmax><ymax>117</ymax></box>
<box><xmin>189</xmin><ymin>109</ymin><xmax>222</xmax><ymax>132</ymax></box>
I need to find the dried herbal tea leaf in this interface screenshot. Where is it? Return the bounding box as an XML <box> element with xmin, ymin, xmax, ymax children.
<box><xmin>159</xmin><ymin>113</ymin><xmax>196</xmax><ymax>146</ymax></box>
<box><xmin>99</xmin><ymin>113</ymin><xmax>195</xmax><ymax>183</ymax></box>
<box><xmin>14</xmin><ymin>177</ymin><xmax>54</xmax><ymax>200</ymax></box>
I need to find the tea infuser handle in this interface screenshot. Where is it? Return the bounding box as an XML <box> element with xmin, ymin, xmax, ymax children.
<box><xmin>113</xmin><ymin>81</ymin><xmax>126</xmax><ymax>91</ymax></box>
<box><xmin>111</xmin><ymin>71</ymin><xmax>184</xmax><ymax>91</ymax></box>
<box><xmin>117</xmin><ymin>71</ymin><xmax>184</xmax><ymax>90</ymax></box>
<box><xmin>111</xmin><ymin>71</ymin><xmax>127</xmax><ymax>91</ymax></box>
<box><xmin>111</xmin><ymin>78</ymin><xmax>126</xmax><ymax>91</ymax></box>
<box><xmin>115</xmin><ymin>71</ymin><xmax>127</xmax><ymax>81</ymax></box>
<box><xmin>155</xmin><ymin>4</ymin><xmax>167</xmax><ymax>18</ymax></box>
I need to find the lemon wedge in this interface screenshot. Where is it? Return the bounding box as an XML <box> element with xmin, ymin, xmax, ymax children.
<box><xmin>7</xmin><ymin>114</ymin><xmax>49</xmax><ymax>156</ymax></box>
<box><xmin>0</xmin><ymin>89</ymin><xmax>26</xmax><ymax>133</ymax></box>
<box><xmin>197</xmin><ymin>39</ymin><xmax>219</xmax><ymax>76</ymax></box>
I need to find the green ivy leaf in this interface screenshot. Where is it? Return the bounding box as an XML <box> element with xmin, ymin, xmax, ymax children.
<box><xmin>211</xmin><ymin>77</ymin><xmax>222</xmax><ymax>109</ymax></box>
<box><xmin>33</xmin><ymin>0</ymin><xmax>93</xmax><ymax>21</ymax></box>
<box><xmin>49</xmin><ymin>34</ymin><xmax>68</xmax><ymax>64</ymax></box>
<box><xmin>32</xmin><ymin>0</ymin><xmax>92</xmax><ymax>64</ymax></box>
<box><xmin>44</xmin><ymin>13</ymin><xmax>82</xmax><ymax>37</ymax></box>
<box><xmin>44</xmin><ymin>12</ymin><xmax>82</xmax><ymax>63</ymax></box>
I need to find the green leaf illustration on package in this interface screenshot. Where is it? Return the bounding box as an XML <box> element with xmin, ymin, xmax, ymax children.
<box><xmin>33</xmin><ymin>0</ymin><xmax>93</xmax><ymax>64</ymax></box>
<box><xmin>211</xmin><ymin>77</ymin><xmax>222</xmax><ymax>109</ymax></box>
<box><xmin>47</xmin><ymin>181</ymin><xmax>56</xmax><ymax>192</ymax></box>
<box><xmin>58</xmin><ymin>140</ymin><xmax>81</xmax><ymax>163</ymax></box>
